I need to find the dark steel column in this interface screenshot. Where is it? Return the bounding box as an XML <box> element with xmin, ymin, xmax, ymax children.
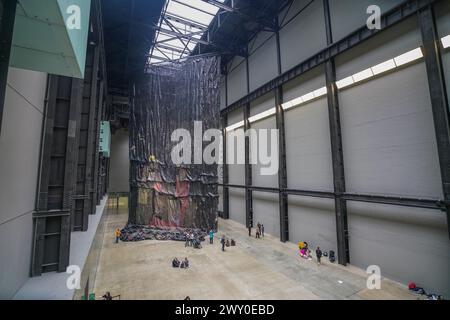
<box><xmin>32</xmin><ymin>76</ymin><xmax>58</xmax><ymax>276</ymax></box>
<box><xmin>324</xmin><ymin>0</ymin><xmax>349</xmax><ymax>265</ymax></box>
<box><xmin>222</xmin><ymin>113</ymin><xmax>230</xmax><ymax>219</ymax></box>
<box><xmin>0</xmin><ymin>0</ymin><xmax>17</xmax><ymax>133</ymax></box>
<box><xmin>275</xmin><ymin>18</ymin><xmax>289</xmax><ymax>242</ymax></box>
<box><xmin>244</xmin><ymin>102</ymin><xmax>253</xmax><ymax>229</ymax></box>
<box><xmin>419</xmin><ymin>5</ymin><xmax>450</xmax><ymax>238</ymax></box>
<box><xmin>244</xmin><ymin>51</ymin><xmax>253</xmax><ymax>228</ymax></box>
<box><xmin>60</xmin><ymin>78</ymin><xmax>84</xmax><ymax>271</ymax></box>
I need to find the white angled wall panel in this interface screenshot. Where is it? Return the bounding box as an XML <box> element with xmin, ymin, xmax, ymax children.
<box><xmin>336</xmin><ymin>17</ymin><xmax>422</xmax><ymax>80</ymax></box>
<box><xmin>279</xmin><ymin>0</ymin><xmax>327</xmax><ymax>73</ymax></box>
<box><xmin>339</xmin><ymin>62</ymin><xmax>442</xmax><ymax>198</ymax></box>
<box><xmin>250</xmin><ymin>92</ymin><xmax>275</xmax><ymax>117</ymax></box>
<box><xmin>285</xmin><ymin>98</ymin><xmax>333</xmax><ymax>191</ymax></box>
<box><xmin>250</xmin><ymin>117</ymin><xmax>278</xmax><ymax>188</ymax></box>
<box><xmin>253</xmin><ymin>192</ymin><xmax>280</xmax><ymax>238</ymax></box>
<box><xmin>227</xmin><ymin>57</ymin><xmax>247</xmax><ymax>105</ymax></box>
<box><xmin>347</xmin><ymin>201</ymin><xmax>450</xmax><ymax>298</ymax></box>
<box><xmin>288</xmin><ymin>196</ymin><xmax>337</xmax><ymax>253</ymax></box>
<box><xmin>229</xmin><ymin>188</ymin><xmax>246</xmax><ymax>226</ymax></box>
<box><xmin>248</xmin><ymin>32</ymin><xmax>278</xmax><ymax>92</ymax></box>
<box><xmin>329</xmin><ymin>0</ymin><xmax>403</xmax><ymax>43</ymax></box>
<box><xmin>282</xmin><ymin>66</ymin><xmax>325</xmax><ymax>102</ymax></box>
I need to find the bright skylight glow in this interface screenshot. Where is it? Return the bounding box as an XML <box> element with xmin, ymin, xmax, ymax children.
<box><xmin>149</xmin><ymin>0</ymin><xmax>225</xmax><ymax>65</ymax></box>
<box><xmin>441</xmin><ymin>34</ymin><xmax>450</xmax><ymax>49</ymax></box>
<box><xmin>393</xmin><ymin>48</ymin><xmax>423</xmax><ymax>67</ymax></box>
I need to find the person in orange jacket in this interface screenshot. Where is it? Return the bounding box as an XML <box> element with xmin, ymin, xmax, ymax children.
<box><xmin>115</xmin><ymin>228</ymin><xmax>121</xmax><ymax>244</ymax></box>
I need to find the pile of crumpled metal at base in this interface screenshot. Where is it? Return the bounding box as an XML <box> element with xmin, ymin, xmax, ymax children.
<box><xmin>119</xmin><ymin>224</ymin><xmax>207</xmax><ymax>243</ymax></box>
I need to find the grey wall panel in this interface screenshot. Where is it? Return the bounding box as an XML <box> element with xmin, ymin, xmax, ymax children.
<box><xmin>108</xmin><ymin>128</ymin><xmax>129</xmax><ymax>193</ymax></box>
<box><xmin>340</xmin><ymin>63</ymin><xmax>443</xmax><ymax>198</ymax></box>
<box><xmin>248</xmin><ymin>32</ymin><xmax>278</xmax><ymax>91</ymax></box>
<box><xmin>285</xmin><ymin>98</ymin><xmax>333</xmax><ymax>191</ymax></box>
<box><xmin>252</xmin><ymin>192</ymin><xmax>279</xmax><ymax>238</ymax></box>
<box><xmin>250</xmin><ymin>116</ymin><xmax>278</xmax><ymax>188</ymax></box>
<box><xmin>288</xmin><ymin>196</ymin><xmax>337</xmax><ymax>253</ymax></box>
<box><xmin>1</xmin><ymin>71</ymin><xmax>45</xmax><ymax>224</ymax></box>
<box><xmin>329</xmin><ymin>0</ymin><xmax>403</xmax><ymax>43</ymax></box>
<box><xmin>5</xmin><ymin>67</ymin><xmax>47</xmax><ymax>113</ymax></box>
<box><xmin>279</xmin><ymin>0</ymin><xmax>326</xmax><ymax>73</ymax></box>
<box><xmin>336</xmin><ymin>17</ymin><xmax>421</xmax><ymax>80</ymax></box>
<box><xmin>227</xmin><ymin>57</ymin><xmax>247</xmax><ymax>105</ymax></box>
<box><xmin>0</xmin><ymin>68</ymin><xmax>46</xmax><ymax>299</ymax></box>
<box><xmin>0</xmin><ymin>213</ymin><xmax>33</xmax><ymax>299</ymax></box>
<box><xmin>347</xmin><ymin>201</ymin><xmax>450</xmax><ymax>297</ymax></box>
<box><xmin>227</xmin><ymin>108</ymin><xmax>243</xmax><ymax>126</ymax></box>
<box><xmin>436</xmin><ymin>0</ymin><xmax>450</xmax><ymax>37</ymax></box>
<box><xmin>228</xmin><ymin>163</ymin><xmax>245</xmax><ymax>185</ymax></box>
<box><xmin>282</xmin><ymin>66</ymin><xmax>325</xmax><ymax>103</ymax></box>
<box><xmin>229</xmin><ymin>188</ymin><xmax>246</xmax><ymax>225</ymax></box>
<box><xmin>227</xmin><ymin>124</ymin><xmax>245</xmax><ymax>185</ymax></box>
<box><xmin>250</xmin><ymin>92</ymin><xmax>275</xmax><ymax>116</ymax></box>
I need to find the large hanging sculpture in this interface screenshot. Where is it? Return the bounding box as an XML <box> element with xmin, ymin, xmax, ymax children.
<box><xmin>129</xmin><ymin>57</ymin><xmax>220</xmax><ymax>232</ymax></box>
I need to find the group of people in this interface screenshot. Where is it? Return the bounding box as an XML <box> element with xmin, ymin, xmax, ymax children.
<box><xmin>220</xmin><ymin>235</ymin><xmax>236</xmax><ymax>251</ymax></box>
<box><xmin>172</xmin><ymin>257</ymin><xmax>190</xmax><ymax>269</ymax></box>
<box><xmin>255</xmin><ymin>222</ymin><xmax>264</xmax><ymax>239</ymax></box>
<box><xmin>185</xmin><ymin>232</ymin><xmax>201</xmax><ymax>249</ymax></box>
<box><xmin>298</xmin><ymin>241</ymin><xmax>323</xmax><ymax>265</ymax></box>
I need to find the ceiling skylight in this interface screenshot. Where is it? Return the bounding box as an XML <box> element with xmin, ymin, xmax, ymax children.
<box><xmin>149</xmin><ymin>0</ymin><xmax>227</xmax><ymax>65</ymax></box>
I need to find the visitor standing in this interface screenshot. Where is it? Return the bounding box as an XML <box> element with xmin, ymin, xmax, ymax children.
<box><xmin>316</xmin><ymin>247</ymin><xmax>322</xmax><ymax>265</ymax></box>
<box><xmin>221</xmin><ymin>236</ymin><xmax>226</xmax><ymax>252</ymax></box>
<box><xmin>115</xmin><ymin>228</ymin><xmax>121</xmax><ymax>244</ymax></box>
<box><xmin>209</xmin><ymin>230</ymin><xmax>214</xmax><ymax>244</ymax></box>
<box><xmin>261</xmin><ymin>224</ymin><xmax>265</xmax><ymax>237</ymax></box>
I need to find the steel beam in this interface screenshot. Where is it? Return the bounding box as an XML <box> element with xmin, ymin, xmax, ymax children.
<box><xmin>244</xmin><ymin>102</ymin><xmax>253</xmax><ymax>229</ymax></box>
<box><xmin>221</xmin><ymin>115</ymin><xmax>230</xmax><ymax>219</ymax></box>
<box><xmin>221</xmin><ymin>0</ymin><xmax>438</xmax><ymax>115</ymax></box>
<box><xmin>244</xmin><ymin>52</ymin><xmax>253</xmax><ymax>228</ymax></box>
<box><xmin>274</xmin><ymin>18</ymin><xmax>289</xmax><ymax>242</ymax></box>
<box><xmin>60</xmin><ymin>78</ymin><xmax>84</xmax><ymax>271</ymax></box>
<box><xmin>32</xmin><ymin>75</ymin><xmax>84</xmax><ymax>275</ymax></box>
<box><xmin>218</xmin><ymin>183</ymin><xmax>445</xmax><ymax>210</ymax></box>
<box><xmin>0</xmin><ymin>0</ymin><xmax>17</xmax><ymax>133</ymax></box>
<box><xmin>324</xmin><ymin>0</ymin><xmax>349</xmax><ymax>265</ymax></box>
<box><xmin>419</xmin><ymin>5</ymin><xmax>450</xmax><ymax>238</ymax></box>
<box><xmin>221</xmin><ymin>73</ymin><xmax>230</xmax><ymax>219</ymax></box>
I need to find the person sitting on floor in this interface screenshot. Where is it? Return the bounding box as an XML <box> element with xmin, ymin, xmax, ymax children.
<box><xmin>172</xmin><ymin>258</ymin><xmax>180</xmax><ymax>268</ymax></box>
<box><xmin>226</xmin><ymin>239</ymin><xmax>230</xmax><ymax>247</ymax></box>
<box><xmin>102</xmin><ymin>292</ymin><xmax>113</xmax><ymax>300</ymax></box>
<box><xmin>230</xmin><ymin>239</ymin><xmax>236</xmax><ymax>246</ymax></box>
<box><xmin>182</xmin><ymin>257</ymin><xmax>189</xmax><ymax>268</ymax></box>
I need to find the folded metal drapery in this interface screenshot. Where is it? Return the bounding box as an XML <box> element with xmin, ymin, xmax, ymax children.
<box><xmin>129</xmin><ymin>57</ymin><xmax>220</xmax><ymax>232</ymax></box>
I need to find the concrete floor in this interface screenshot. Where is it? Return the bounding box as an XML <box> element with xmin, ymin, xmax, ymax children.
<box><xmin>90</xmin><ymin>206</ymin><xmax>419</xmax><ymax>300</ymax></box>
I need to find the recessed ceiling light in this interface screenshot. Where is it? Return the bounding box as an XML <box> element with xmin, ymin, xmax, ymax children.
<box><xmin>394</xmin><ymin>48</ymin><xmax>423</xmax><ymax>67</ymax></box>
<box><xmin>248</xmin><ymin>108</ymin><xmax>276</xmax><ymax>123</ymax></box>
<box><xmin>225</xmin><ymin>121</ymin><xmax>244</xmax><ymax>131</ymax></box>
<box><xmin>371</xmin><ymin>59</ymin><xmax>396</xmax><ymax>75</ymax></box>
<box><xmin>352</xmin><ymin>68</ymin><xmax>374</xmax><ymax>83</ymax></box>
<box><xmin>442</xmin><ymin>35</ymin><xmax>450</xmax><ymax>49</ymax></box>
<box><xmin>336</xmin><ymin>76</ymin><xmax>354</xmax><ymax>89</ymax></box>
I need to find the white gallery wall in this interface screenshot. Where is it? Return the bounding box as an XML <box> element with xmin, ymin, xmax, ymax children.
<box><xmin>0</xmin><ymin>68</ymin><xmax>47</xmax><ymax>299</ymax></box>
<box><xmin>220</xmin><ymin>0</ymin><xmax>450</xmax><ymax>297</ymax></box>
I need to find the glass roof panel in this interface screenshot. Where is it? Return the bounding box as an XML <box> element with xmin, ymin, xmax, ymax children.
<box><xmin>149</xmin><ymin>0</ymin><xmax>224</xmax><ymax>65</ymax></box>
